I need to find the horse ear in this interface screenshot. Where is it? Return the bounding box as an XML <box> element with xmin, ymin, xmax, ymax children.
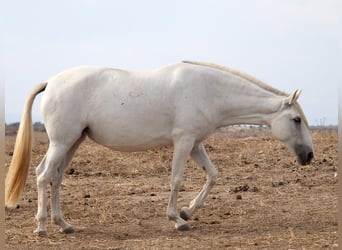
<box><xmin>286</xmin><ymin>89</ymin><xmax>302</xmax><ymax>105</ymax></box>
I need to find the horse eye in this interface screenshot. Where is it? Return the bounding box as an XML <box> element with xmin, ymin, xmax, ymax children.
<box><xmin>293</xmin><ymin>117</ymin><xmax>301</xmax><ymax>124</ymax></box>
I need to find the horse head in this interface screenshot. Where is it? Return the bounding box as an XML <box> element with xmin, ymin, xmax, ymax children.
<box><xmin>270</xmin><ymin>89</ymin><xmax>314</xmax><ymax>165</ymax></box>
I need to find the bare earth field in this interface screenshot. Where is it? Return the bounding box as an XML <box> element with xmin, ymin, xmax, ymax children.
<box><xmin>5</xmin><ymin>128</ymin><xmax>338</xmax><ymax>249</ymax></box>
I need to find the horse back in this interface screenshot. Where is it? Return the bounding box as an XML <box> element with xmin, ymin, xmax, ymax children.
<box><xmin>40</xmin><ymin>64</ymin><xmax>221</xmax><ymax>150</ymax></box>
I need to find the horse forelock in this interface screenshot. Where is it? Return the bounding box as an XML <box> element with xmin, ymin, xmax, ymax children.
<box><xmin>182</xmin><ymin>61</ymin><xmax>289</xmax><ymax>97</ymax></box>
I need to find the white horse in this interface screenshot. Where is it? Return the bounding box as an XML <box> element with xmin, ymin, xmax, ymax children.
<box><xmin>5</xmin><ymin>61</ymin><xmax>314</xmax><ymax>236</ymax></box>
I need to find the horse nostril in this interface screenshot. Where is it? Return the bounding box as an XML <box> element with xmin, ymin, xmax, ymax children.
<box><xmin>308</xmin><ymin>152</ymin><xmax>314</xmax><ymax>161</ymax></box>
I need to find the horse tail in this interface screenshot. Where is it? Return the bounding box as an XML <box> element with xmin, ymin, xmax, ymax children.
<box><xmin>5</xmin><ymin>82</ymin><xmax>47</xmax><ymax>208</ymax></box>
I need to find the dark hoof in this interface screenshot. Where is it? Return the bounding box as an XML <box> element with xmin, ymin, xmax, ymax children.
<box><xmin>177</xmin><ymin>223</ymin><xmax>191</xmax><ymax>231</ymax></box>
<box><xmin>61</xmin><ymin>227</ymin><xmax>75</xmax><ymax>234</ymax></box>
<box><xmin>180</xmin><ymin>210</ymin><xmax>190</xmax><ymax>221</ymax></box>
<box><xmin>34</xmin><ymin>230</ymin><xmax>48</xmax><ymax>237</ymax></box>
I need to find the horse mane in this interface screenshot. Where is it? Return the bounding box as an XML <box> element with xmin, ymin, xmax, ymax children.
<box><xmin>182</xmin><ymin>61</ymin><xmax>289</xmax><ymax>97</ymax></box>
<box><xmin>182</xmin><ymin>61</ymin><xmax>309</xmax><ymax>127</ymax></box>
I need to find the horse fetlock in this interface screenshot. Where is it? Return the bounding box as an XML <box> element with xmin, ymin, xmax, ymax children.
<box><xmin>52</xmin><ymin>215</ymin><xmax>62</xmax><ymax>225</ymax></box>
<box><xmin>167</xmin><ymin>211</ymin><xmax>178</xmax><ymax>221</ymax></box>
<box><xmin>36</xmin><ymin>215</ymin><xmax>47</xmax><ymax>226</ymax></box>
<box><xmin>52</xmin><ymin>216</ymin><xmax>74</xmax><ymax>234</ymax></box>
<box><xmin>52</xmin><ymin>215</ymin><xmax>69</xmax><ymax>226</ymax></box>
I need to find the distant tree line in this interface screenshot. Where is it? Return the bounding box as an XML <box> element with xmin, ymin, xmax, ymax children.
<box><xmin>5</xmin><ymin>122</ymin><xmax>46</xmax><ymax>135</ymax></box>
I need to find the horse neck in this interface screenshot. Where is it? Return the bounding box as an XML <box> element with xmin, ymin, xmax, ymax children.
<box><xmin>217</xmin><ymin>83</ymin><xmax>284</xmax><ymax>127</ymax></box>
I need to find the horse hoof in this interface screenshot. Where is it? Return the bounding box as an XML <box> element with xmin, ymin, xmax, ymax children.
<box><xmin>176</xmin><ymin>223</ymin><xmax>191</xmax><ymax>231</ymax></box>
<box><xmin>180</xmin><ymin>208</ymin><xmax>190</xmax><ymax>221</ymax></box>
<box><xmin>34</xmin><ymin>230</ymin><xmax>48</xmax><ymax>237</ymax></box>
<box><xmin>60</xmin><ymin>227</ymin><xmax>75</xmax><ymax>234</ymax></box>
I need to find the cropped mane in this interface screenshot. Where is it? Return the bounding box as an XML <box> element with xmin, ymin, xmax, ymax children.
<box><xmin>182</xmin><ymin>61</ymin><xmax>288</xmax><ymax>97</ymax></box>
<box><xmin>182</xmin><ymin>61</ymin><xmax>309</xmax><ymax>127</ymax></box>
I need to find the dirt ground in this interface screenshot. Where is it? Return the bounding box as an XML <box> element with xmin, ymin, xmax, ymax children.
<box><xmin>5</xmin><ymin>128</ymin><xmax>338</xmax><ymax>249</ymax></box>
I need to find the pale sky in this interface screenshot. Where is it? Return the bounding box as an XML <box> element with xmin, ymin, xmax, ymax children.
<box><xmin>2</xmin><ymin>1</ymin><xmax>341</xmax><ymax>125</ymax></box>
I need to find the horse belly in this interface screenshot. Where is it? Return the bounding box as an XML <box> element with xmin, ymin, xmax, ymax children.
<box><xmin>87</xmin><ymin>126</ymin><xmax>173</xmax><ymax>152</ymax></box>
<box><xmin>91</xmin><ymin>135</ymin><xmax>172</xmax><ymax>152</ymax></box>
<box><xmin>86</xmin><ymin>105</ymin><xmax>174</xmax><ymax>152</ymax></box>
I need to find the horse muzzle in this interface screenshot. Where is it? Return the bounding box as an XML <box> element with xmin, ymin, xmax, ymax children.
<box><xmin>295</xmin><ymin>145</ymin><xmax>314</xmax><ymax>165</ymax></box>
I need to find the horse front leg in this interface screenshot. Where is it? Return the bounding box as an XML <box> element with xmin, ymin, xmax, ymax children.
<box><xmin>167</xmin><ymin>137</ymin><xmax>194</xmax><ymax>231</ymax></box>
<box><xmin>180</xmin><ymin>143</ymin><xmax>218</xmax><ymax>221</ymax></box>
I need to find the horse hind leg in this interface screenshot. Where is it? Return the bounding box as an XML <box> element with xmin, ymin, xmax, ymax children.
<box><xmin>50</xmin><ymin>133</ymin><xmax>86</xmax><ymax>234</ymax></box>
<box><xmin>34</xmin><ymin>155</ymin><xmax>48</xmax><ymax>236</ymax></box>
<box><xmin>34</xmin><ymin>133</ymin><xmax>85</xmax><ymax>236</ymax></box>
<box><xmin>34</xmin><ymin>144</ymin><xmax>69</xmax><ymax>236</ymax></box>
